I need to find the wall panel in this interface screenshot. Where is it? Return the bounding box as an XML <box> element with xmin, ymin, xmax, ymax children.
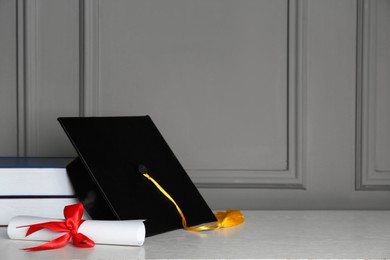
<box><xmin>24</xmin><ymin>0</ymin><xmax>80</xmax><ymax>156</ymax></box>
<box><xmin>356</xmin><ymin>0</ymin><xmax>390</xmax><ymax>189</ymax></box>
<box><xmin>0</xmin><ymin>0</ymin><xmax>18</xmax><ymax>156</ymax></box>
<box><xmin>84</xmin><ymin>0</ymin><xmax>306</xmax><ymax>188</ymax></box>
<box><xmin>374</xmin><ymin>0</ymin><xmax>390</xmax><ymax>172</ymax></box>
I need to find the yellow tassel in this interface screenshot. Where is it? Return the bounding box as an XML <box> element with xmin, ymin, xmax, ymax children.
<box><xmin>143</xmin><ymin>173</ymin><xmax>244</xmax><ymax>231</ymax></box>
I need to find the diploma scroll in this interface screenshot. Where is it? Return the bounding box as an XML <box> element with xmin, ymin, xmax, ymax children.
<box><xmin>8</xmin><ymin>216</ymin><xmax>145</xmax><ymax>247</ymax></box>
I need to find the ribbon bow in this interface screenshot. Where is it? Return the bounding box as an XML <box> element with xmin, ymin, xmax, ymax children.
<box><xmin>19</xmin><ymin>203</ymin><xmax>95</xmax><ymax>251</ymax></box>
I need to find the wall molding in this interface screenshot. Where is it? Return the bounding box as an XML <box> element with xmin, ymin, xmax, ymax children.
<box><xmin>83</xmin><ymin>0</ymin><xmax>101</xmax><ymax>117</ymax></box>
<box><xmin>78</xmin><ymin>0</ymin><xmax>85</xmax><ymax>117</ymax></box>
<box><xmin>355</xmin><ymin>0</ymin><xmax>390</xmax><ymax>190</ymax></box>
<box><xmin>23</xmin><ymin>0</ymin><xmax>40</xmax><ymax>156</ymax></box>
<box><xmin>83</xmin><ymin>0</ymin><xmax>307</xmax><ymax>189</ymax></box>
<box><xmin>16</xmin><ymin>0</ymin><xmax>26</xmax><ymax>156</ymax></box>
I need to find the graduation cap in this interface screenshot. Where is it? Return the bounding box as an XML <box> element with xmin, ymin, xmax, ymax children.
<box><xmin>58</xmin><ymin>116</ymin><xmax>217</xmax><ymax>236</ymax></box>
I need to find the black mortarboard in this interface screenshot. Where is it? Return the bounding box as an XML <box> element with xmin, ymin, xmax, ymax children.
<box><xmin>58</xmin><ymin>116</ymin><xmax>216</xmax><ymax>236</ymax></box>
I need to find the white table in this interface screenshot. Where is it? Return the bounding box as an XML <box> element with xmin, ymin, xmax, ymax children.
<box><xmin>1</xmin><ymin>211</ymin><xmax>390</xmax><ymax>259</ymax></box>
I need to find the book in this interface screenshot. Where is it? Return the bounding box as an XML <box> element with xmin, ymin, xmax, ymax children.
<box><xmin>0</xmin><ymin>158</ymin><xmax>82</xmax><ymax>226</ymax></box>
<box><xmin>0</xmin><ymin>157</ymin><xmax>75</xmax><ymax>196</ymax></box>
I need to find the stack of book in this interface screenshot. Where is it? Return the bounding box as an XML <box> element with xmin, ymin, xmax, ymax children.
<box><xmin>0</xmin><ymin>157</ymin><xmax>81</xmax><ymax>226</ymax></box>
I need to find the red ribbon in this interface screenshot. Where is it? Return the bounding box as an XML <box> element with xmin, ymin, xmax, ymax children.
<box><xmin>19</xmin><ymin>203</ymin><xmax>95</xmax><ymax>251</ymax></box>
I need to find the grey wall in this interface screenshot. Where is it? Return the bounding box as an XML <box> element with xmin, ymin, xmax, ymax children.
<box><xmin>0</xmin><ymin>0</ymin><xmax>17</xmax><ymax>156</ymax></box>
<box><xmin>1</xmin><ymin>0</ymin><xmax>389</xmax><ymax>209</ymax></box>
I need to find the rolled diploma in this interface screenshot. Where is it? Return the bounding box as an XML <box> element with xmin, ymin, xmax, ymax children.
<box><xmin>7</xmin><ymin>216</ymin><xmax>145</xmax><ymax>246</ymax></box>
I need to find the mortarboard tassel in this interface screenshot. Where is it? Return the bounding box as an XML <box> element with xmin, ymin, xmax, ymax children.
<box><xmin>142</xmin><ymin>172</ymin><xmax>244</xmax><ymax>231</ymax></box>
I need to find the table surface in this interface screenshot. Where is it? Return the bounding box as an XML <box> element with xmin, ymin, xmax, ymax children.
<box><xmin>1</xmin><ymin>210</ymin><xmax>390</xmax><ymax>259</ymax></box>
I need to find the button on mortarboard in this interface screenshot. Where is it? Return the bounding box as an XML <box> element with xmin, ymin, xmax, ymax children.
<box><xmin>138</xmin><ymin>164</ymin><xmax>148</xmax><ymax>175</ymax></box>
<box><xmin>58</xmin><ymin>116</ymin><xmax>216</xmax><ymax>236</ymax></box>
